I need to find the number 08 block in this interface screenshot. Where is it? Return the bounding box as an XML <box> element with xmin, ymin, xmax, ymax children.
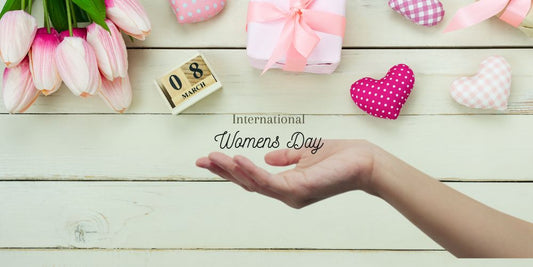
<box><xmin>155</xmin><ymin>53</ymin><xmax>222</xmax><ymax>115</ymax></box>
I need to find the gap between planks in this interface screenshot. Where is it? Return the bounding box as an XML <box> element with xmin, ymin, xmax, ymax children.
<box><xmin>0</xmin><ymin>248</ymin><xmax>445</xmax><ymax>252</ymax></box>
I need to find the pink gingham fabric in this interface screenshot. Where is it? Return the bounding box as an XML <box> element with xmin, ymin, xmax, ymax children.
<box><xmin>169</xmin><ymin>0</ymin><xmax>226</xmax><ymax>24</ymax></box>
<box><xmin>451</xmin><ymin>56</ymin><xmax>511</xmax><ymax>111</ymax></box>
<box><xmin>388</xmin><ymin>0</ymin><xmax>445</xmax><ymax>27</ymax></box>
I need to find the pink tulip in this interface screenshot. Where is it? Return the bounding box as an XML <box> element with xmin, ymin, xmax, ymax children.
<box><xmin>55</xmin><ymin>29</ymin><xmax>101</xmax><ymax>97</ymax></box>
<box><xmin>0</xmin><ymin>10</ymin><xmax>37</xmax><ymax>67</ymax></box>
<box><xmin>87</xmin><ymin>20</ymin><xmax>128</xmax><ymax>81</ymax></box>
<box><xmin>99</xmin><ymin>75</ymin><xmax>132</xmax><ymax>113</ymax></box>
<box><xmin>59</xmin><ymin>28</ymin><xmax>87</xmax><ymax>40</ymax></box>
<box><xmin>2</xmin><ymin>57</ymin><xmax>40</xmax><ymax>113</ymax></box>
<box><xmin>105</xmin><ymin>0</ymin><xmax>151</xmax><ymax>40</ymax></box>
<box><xmin>29</xmin><ymin>28</ymin><xmax>62</xmax><ymax>96</ymax></box>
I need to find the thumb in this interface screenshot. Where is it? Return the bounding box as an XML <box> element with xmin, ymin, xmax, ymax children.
<box><xmin>265</xmin><ymin>149</ymin><xmax>304</xmax><ymax>166</ymax></box>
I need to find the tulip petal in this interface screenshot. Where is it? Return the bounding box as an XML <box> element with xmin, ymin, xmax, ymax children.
<box><xmin>55</xmin><ymin>36</ymin><xmax>101</xmax><ymax>97</ymax></box>
<box><xmin>29</xmin><ymin>28</ymin><xmax>62</xmax><ymax>95</ymax></box>
<box><xmin>59</xmin><ymin>28</ymin><xmax>87</xmax><ymax>41</ymax></box>
<box><xmin>99</xmin><ymin>75</ymin><xmax>132</xmax><ymax>113</ymax></box>
<box><xmin>87</xmin><ymin>20</ymin><xmax>128</xmax><ymax>81</ymax></box>
<box><xmin>2</xmin><ymin>57</ymin><xmax>40</xmax><ymax>113</ymax></box>
<box><xmin>0</xmin><ymin>10</ymin><xmax>37</xmax><ymax>67</ymax></box>
<box><xmin>105</xmin><ymin>0</ymin><xmax>151</xmax><ymax>40</ymax></box>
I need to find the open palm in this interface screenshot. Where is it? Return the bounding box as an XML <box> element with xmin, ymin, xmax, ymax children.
<box><xmin>196</xmin><ymin>140</ymin><xmax>377</xmax><ymax>208</ymax></box>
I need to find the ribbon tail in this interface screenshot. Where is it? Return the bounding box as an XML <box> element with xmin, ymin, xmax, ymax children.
<box><xmin>262</xmin><ymin>19</ymin><xmax>295</xmax><ymax>75</ymax></box>
<box><xmin>284</xmin><ymin>45</ymin><xmax>308</xmax><ymax>72</ymax></box>
<box><xmin>294</xmin><ymin>17</ymin><xmax>320</xmax><ymax>57</ymax></box>
<box><xmin>282</xmin><ymin>16</ymin><xmax>320</xmax><ymax>72</ymax></box>
<box><xmin>499</xmin><ymin>0</ymin><xmax>531</xmax><ymax>27</ymax></box>
<box><xmin>444</xmin><ymin>0</ymin><xmax>511</xmax><ymax>33</ymax></box>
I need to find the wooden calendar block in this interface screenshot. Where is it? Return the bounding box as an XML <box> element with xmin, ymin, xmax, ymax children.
<box><xmin>155</xmin><ymin>52</ymin><xmax>222</xmax><ymax>115</ymax></box>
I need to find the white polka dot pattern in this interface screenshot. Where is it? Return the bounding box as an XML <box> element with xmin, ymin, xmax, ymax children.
<box><xmin>451</xmin><ymin>56</ymin><xmax>511</xmax><ymax>111</ymax></box>
<box><xmin>350</xmin><ymin>64</ymin><xmax>415</xmax><ymax>120</ymax></box>
<box><xmin>169</xmin><ymin>0</ymin><xmax>226</xmax><ymax>24</ymax></box>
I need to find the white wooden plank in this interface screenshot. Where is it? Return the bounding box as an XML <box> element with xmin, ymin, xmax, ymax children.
<box><xmin>0</xmin><ymin>114</ymin><xmax>532</xmax><ymax>181</ymax></box>
<box><xmin>0</xmin><ymin>182</ymin><xmax>531</xmax><ymax>249</ymax></box>
<box><xmin>126</xmin><ymin>0</ymin><xmax>533</xmax><ymax>48</ymax></box>
<box><xmin>2</xmin><ymin>250</ymin><xmax>531</xmax><ymax>267</ymax></box>
<box><xmin>1</xmin><ymin>49</ymin><xmax>533</xmax><ymax>115</ymax></box>
<box><xmin>0</xmin><ymin>250</ymin><xmax>466</xmax><ymax>267</ymax></box>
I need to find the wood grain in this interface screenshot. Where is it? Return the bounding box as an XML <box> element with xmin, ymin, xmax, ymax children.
<box><xmin>2</xmin><ymin>0</ymin><xmax>533</xmax><ymax>261</ymax></box>
<box><xmin>0</xmin><ymin>250</ymin><xmax>459</xmax><ymax>267</ymax></box>
<box><xmin>3</xmin><ymin>250</ymin><xmax>533</xmax><ymax>266</ymax></box>
<box><xmin>7</xmin><ymin>250</ymin><xmax>532</xmax><ymax>267</ymax></box>
<box><xmin>0</xmin><ymin>114</ymin><xmax>532</xmax><ymax>181</ymax></box>
<box><xmin>2</xmin><ymin>49</ymin><xmax>533</xmax><ymax>115</ymax></box>
<box><xmin>0</xmin><ymin>182</ymin><xmax>531</xmax><ymax>249</ymax></box>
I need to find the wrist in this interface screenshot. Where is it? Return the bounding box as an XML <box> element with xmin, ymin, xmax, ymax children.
<box><xmin>365</xmin><ymin>145</ymin><xmax>396</xmax><ymax>198</ymax></box>
<box><xmin>346</xmin><ymin>141</ymin><xmax>387</xmax><ymax>196</ymax></box>
<box><xmin>366</xmin><ymin>146</ymin><xmax>430</xmax><ymax>202</ymax></box>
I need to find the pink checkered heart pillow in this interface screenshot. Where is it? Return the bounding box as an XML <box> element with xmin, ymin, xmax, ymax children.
<box><xmin>451</xmin><ymin>56</ymin><xmax>511</xmax><ymax>111</ymax></box>
<box><xmin>389</xmin><ymin>0</ymin><xmax>445</xmax><ymax>27</ymax></box>
<box><xmin>350</xmin><ymin>64</ymin><xmax>415</xmax><ymax>120</ymax></box>
<box><xmin>169</xmin><ymin>0</ymin><xmax>226</xmax><ymax>24</ymax></box>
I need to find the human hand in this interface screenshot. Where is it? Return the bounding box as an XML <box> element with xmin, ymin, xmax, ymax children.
<box><xmin>196</xmin><ymin>140</ymin><xmax>379</xmax><ymax>208</ymax></box>
<box><xmin>201</xmin><ymin>140</ymin><xmax>533</xmax><ymax>257</ymax></box>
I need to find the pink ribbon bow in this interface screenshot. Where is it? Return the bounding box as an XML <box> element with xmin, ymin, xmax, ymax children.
<box><xmin>444</xmin><ymin>0</ymin><xmax>532</xmax><ymax>33</ymax></box>
<box><xmin>247</xmin><ymin>0</ymin><xmax>346</xmax><ymax>74</ymax></box>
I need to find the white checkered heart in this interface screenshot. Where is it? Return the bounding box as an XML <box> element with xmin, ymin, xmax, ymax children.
<box><xmin>451</xmin><ymin>56</ymin><xmax>511</xmax><ymax>111</ymax></box>
<box><xmin>389</xmin><ymin>0</ymin><xmax>445</xmax><ymax>27</ymax></box>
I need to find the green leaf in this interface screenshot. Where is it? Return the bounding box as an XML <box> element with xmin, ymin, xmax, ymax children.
<box><xmin>0</xmin><ymin>0</ymin><xmax>22</xmax><ymax>19</ymax></box>
<box><xmin>71</xmin><ymin>0</ymin><xmax>109</xmax><ymax>31</ymax></box>
<box><xmin>73</xmin><ymin>4</ymin><xmax>90</xmax><ymax>23</ymax></box>
<box><xmin>46</xmin><ymin>0</ymin><xmax>69</xmax><ymax>32</ymax></box>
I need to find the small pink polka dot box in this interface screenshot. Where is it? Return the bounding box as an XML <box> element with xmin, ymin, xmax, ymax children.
<box><xmin>169</xmin><ymin>0</ymin><xmax>227</xmax><ymax>24</ymax></box>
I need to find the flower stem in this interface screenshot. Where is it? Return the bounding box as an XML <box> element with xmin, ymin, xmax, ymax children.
<box><xmin>43</xmin><ymin>0</ymin><xmax>51</xmax><ymax>33</ymax></box>
<box><xmin>21</xmin><ymin>0</ymin><xmax>26</xmax><ymax>10</ymax></box>
<box><xmin>70</xmin><ymin>0</ymin><xmax>77</xmax><ymax>25</ymax></box>
<box><xmin>28</xmin><ymin>0</ymin><xmax>33</xmax><ymax>13</ymax></box>
<box><xmin>66</xmin><ymin>0</ymin><xmax>73</xmax><ymax>36</ymax></box>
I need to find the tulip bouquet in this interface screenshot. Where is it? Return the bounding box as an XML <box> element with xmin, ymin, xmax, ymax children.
<box><xmin>0</xmin><ymin>0</ymin><xmax>151</xmax><ymax>113</ymax></box>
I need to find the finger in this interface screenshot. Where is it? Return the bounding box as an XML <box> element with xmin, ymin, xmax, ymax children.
<box><xmin>234</xmin><ymin>155</ymin><xmax>283</xmax><ymax>191</ymax></box>
<box><xmin>265</xmin><ymin>149</ymin><xmax>304</xmax><ymax>166</ymax></box>
<box><xmin>199</xmin><ymin>158</ymin><xmax>254</xmax><ymax>192</ymax></box>
<box><xmin>208</xmin><ymin>152</ymin><xmax>238</xmax><ymax>174</ymax></box>
<box><xmin>196</xmin><ymin>157</ymin><xmax>234</xmax><ymax>181</ymax></box>
<box><xmin>233</xmin><ymin>164</ymin><xmax>285</xmax><ymax>200</ymax></box>
<box><xmin>211</xmin><ymin>164</ymin><xmax>254</xmax><ymax>192</ymax></box>
<box><xmin>209</xmin><ymin>152</ymin><xmax>257</xmax><ymax>191</ymax></box>
<box><xmin>196</xmin><ymin>157</ymin><xmax>211</xmax><ymax>168</ymax></box>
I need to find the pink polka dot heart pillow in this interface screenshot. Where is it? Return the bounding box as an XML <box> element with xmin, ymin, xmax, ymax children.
<box><xmin>170</xmin><ymin>0</ymin><xmax>226</xmax><ymax>24</ymax></box>
<box><xmin>350</xmin><ymin>64</ymin><xmax>415</xmax><ymax>120</ymax></box>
